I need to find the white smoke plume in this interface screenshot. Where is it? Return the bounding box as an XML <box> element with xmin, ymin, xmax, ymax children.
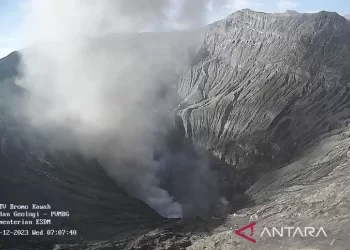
<box><xmin>17</xmin><ymin>0</ymin><xmax>228</xmax><ymax>218</ymax></box>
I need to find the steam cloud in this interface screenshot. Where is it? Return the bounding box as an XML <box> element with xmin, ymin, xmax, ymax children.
<box><xmin>17</xmin><ymin>0</ymin><xmax>228</xmax><ymax>218</ymax></box>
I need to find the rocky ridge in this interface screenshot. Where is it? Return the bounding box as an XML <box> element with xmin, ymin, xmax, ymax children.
<box><xmin>53</xmin><ymin>10</ymin><xmax>350</xmax><ymax>249</ymax></box>
<box><xmin>177</xmin><ymin>9</ymin><xmax>350</xmax><ymax>196</ymax></box>
<box><xmin>1</xmin><ymin>9</ymin><xmax>350</xmax><ymax>250</ymax></box>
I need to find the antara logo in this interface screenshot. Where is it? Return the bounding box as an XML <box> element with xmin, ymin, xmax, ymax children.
<box><xmin>235</xmin><ymin>222</ymin><xmax>257</xmax><ymax>243</ymax></box>
<box><xmin>234</xmin><ymin>222</ymin><xmax>327</xmax><ymax>243</ymax></box>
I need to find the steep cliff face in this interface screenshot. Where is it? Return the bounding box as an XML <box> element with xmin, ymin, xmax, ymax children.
<box><xmin>2</xmin><ymin>9</ymin><xmax>350</xmax><ymax>250</ymax></box>
<box><xmin>177</xmin><ymin>10</ymin><xmax>350</xmax><ymax>193</ymax></box>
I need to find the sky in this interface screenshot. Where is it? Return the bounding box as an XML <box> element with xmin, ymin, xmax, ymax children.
<box><xmin>0</xmin><ymin>0</ymin><xmax>349</xmax><ymax>59</ymax></box>
<box><xmin>0</xmin><ymin>0</ymin><xmax>25</xmax><ymax>58</ymax></box>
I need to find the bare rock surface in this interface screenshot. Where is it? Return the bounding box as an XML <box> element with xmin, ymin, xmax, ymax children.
<box><xmin>2</xmin><ymin>9</ymin><xmax>350</xmax><ymax>250</ymax></box>
<box><xmin>177</xmin><ymin>9</ymin><xmax>350</xmax><ymax>196</ymax></box>
<box><xmin>55</xmin><ymin>126</ymin><xmax>350</xmax><ymax>249</ymax></box>
<box><xmin>187</xmin><ymin>126</ymin><xmax>350</xmax><ymax>250</ymax></box>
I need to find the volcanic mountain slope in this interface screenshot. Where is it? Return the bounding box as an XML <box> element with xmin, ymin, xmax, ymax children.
<box><xmin>177</xmin><ymin>9</ymin><xmax>350</xmax><ymax>196</ymax></box>
<box><xmin>55</xmin><ymin>10</ymin><xmax>350</xmax><ymax>250</ymax></box>
<box><xmin>2</xmin><ymin>9</ymin><xmax>350</xmax><ymax>250</ymax></box>
<box><xmin>0</xmin><ymin>53</ymin><xmax>164</xmax><ymax>249</ymax></box>
<box><xmin>0</xmin><ymin>32</ymin><xmax>205</xmax><ymax>249</ymax></box>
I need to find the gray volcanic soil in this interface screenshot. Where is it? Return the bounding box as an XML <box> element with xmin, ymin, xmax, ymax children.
<box><xmin>0</xmin><ymin>53</ymin><xmax>163</xmax><ymax>249</ymax></box>
<box><xmin>1</xmin><ymin>9</ymin><xmax>350</xmax><ymax>250</ymax></box>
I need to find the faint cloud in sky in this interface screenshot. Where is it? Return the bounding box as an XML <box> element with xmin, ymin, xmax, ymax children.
<box><xmin>224</xmin><ymin>0</ymin><xmax>263</xmax><ymax>12</ymax></box>
<box><xmin>206</xmin><ymin>1</ymin><xmax>214</xmax><ymax>12</ymax></box>
<box><xmin>277</xmin><ymin>0</ymin><xmax>298</xmax><ymax>11</ymax></box>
